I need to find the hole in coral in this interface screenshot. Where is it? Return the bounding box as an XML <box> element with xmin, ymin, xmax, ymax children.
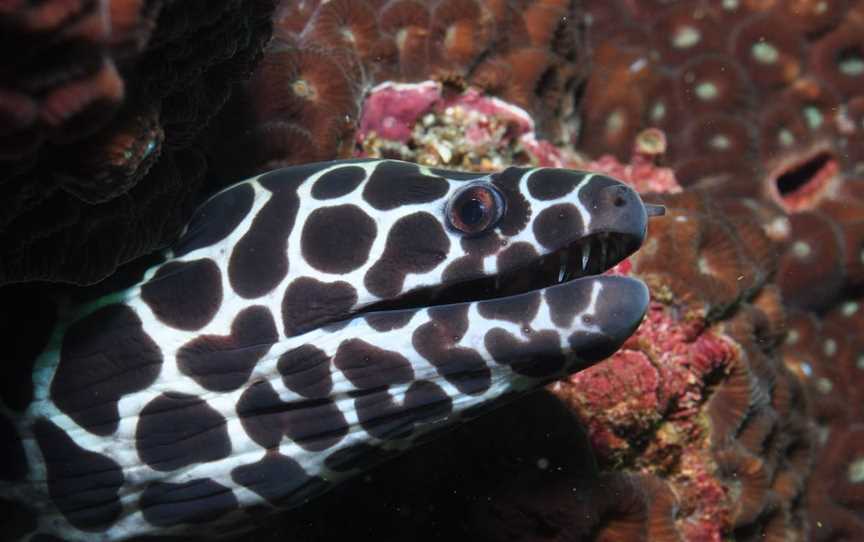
<box><xmin>774</xmin><ymin>151</ymin><xmax>834</xmax><ymax>199</ymax></box>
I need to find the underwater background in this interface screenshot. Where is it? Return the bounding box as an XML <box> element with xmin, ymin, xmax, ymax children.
<box><xmin>1</xmin><ymin>1</ymin><xmax>863</xmax><ymax>540</ymax></box>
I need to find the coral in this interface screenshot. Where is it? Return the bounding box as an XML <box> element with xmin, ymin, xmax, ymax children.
<box><xmin>775</xmin><ymin>211</ymin><xmax>846</xmax><ymax>309</ymax></box>
<box><xmin>809</xmin><ymin>15</ymin><xmax>864</xmax><ymax>100</ymax></box>
<box><xmin>576</xmin><ymin>35</ymin><xmax>662</xmax><ymax>160</ymax></box>
<box><xmin>427</xmin><ymin>0</ymin><xmax>496</xmax><ymax>78</ymax></box>
<box><xmin>0</xmin><ymin>0</ymin><xmax>278</xmax><ymax>285</ymax></box>
<box><xmin>0</xmin><ymin>1</ymin><xmax>147</xmax><ymax>158</ymax></box>
<box><xmin>353</xmin><ymin>80</ymin><xmax>580</xmax><ymax>171</ymax></box>
<box><xmin>582</xmin><ymin>129</ymin><xmax>682</xmax><ymax>194</ymax></box>
<box><xmin>675</xmin><ymin>56</ymin><xmax>752</xmax><ymax>118</ymax></box>
<box><xmin>551</xmin><ymin>192</ymin><xmax>815</xmax><ymax>541</ymax></box>
<box><xmin>626</xmin><ymin>188</ymin><xmax>778</xmax><ymax>319</ymax></box>
<box><xmin>731</xmin><ymin>14</ymin><xmax>805</xmax><ymax>92</ymax></box>
<box><xmin>807</xmin><ymin>425</ymin><xmax>864</xmax><ymax>541</ymax></box>
<box><xmin>215</xmin><ymin>0</ymin><xmax>587</xmax><ymax>178</ymax></box>
<box><xmin>304</xmin><ymin>0</ymin><xmax>390</xmax><ymax>69</ymax></box>
<box><xmin>649</xmin><ymin>5</ymin><xmax>724</xmax><ymax>66</ymax></box>
<box><xmin>779</xmin><ymin>0</ymin><xmax>850</xmax><ymax>36</ymax></box>
<box><xmin>566</xmin><ymin>1</ymin><xmax>864</xmax><ymax>312</ymax></box>
<box><xmin>378</xmin><ymin>0</ymin><xmax>432</xmax><ymax>80</ymax></box>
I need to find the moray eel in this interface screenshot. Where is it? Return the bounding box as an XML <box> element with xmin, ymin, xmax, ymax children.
<box><xmin>0</xmin><ymin>159</ymin><xmax>660</xmax><ymax>541</ymax></box>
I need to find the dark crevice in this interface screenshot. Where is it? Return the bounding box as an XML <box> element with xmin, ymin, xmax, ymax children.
<box><xmin>775</xmin><ymin>151</ymin><xmax>833</xmax><ymax>199</ymax></box>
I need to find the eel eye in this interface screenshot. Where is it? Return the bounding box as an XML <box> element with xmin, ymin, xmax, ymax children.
<box><xmin>446</xmin><ymin>183</ymin><xmax>504</xmax><ymax>235</ymax></box>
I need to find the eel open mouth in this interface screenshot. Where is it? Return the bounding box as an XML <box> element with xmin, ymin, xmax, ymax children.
<box><xmin>364</xmin><ymin>230</ymin><xmax>647</xmax><ymax>314</ymax></box>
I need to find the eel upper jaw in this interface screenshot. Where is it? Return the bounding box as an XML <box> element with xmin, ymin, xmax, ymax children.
<box><xmin>360</xmin><ymin>228</ymin><xmax>647</xmax><ymax>316</ymax></box>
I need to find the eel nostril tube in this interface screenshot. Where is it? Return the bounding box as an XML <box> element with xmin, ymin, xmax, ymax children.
<box><xmin>645</xmin><ymin>204</ymin><xmax>666</xmax><ymax>217</ymax></box>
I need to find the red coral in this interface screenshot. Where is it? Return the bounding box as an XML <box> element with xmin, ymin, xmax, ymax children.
<box><xmin>553</xmin><ymin>278</ymin><xmax>799</xmax><ymax>540</ymax></box>
<box><xmin>358</xmin><ymin>81</ymin><xmax>440</xmax><ymax>143</ymax></box>
<box><xmin>583</xmin><ymin>129</ymin><xmax>682</xmax><ymax>194</ymax></box>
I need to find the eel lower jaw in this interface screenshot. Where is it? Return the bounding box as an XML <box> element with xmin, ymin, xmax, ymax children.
<box><xmin>557</xmin><ymin>274</ymin><xmax>650</xmax><ymax>364</ymax></box>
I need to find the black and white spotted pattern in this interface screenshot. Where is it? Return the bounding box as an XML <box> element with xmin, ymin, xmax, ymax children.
<box><xmin>0</xmin><ymin>159</ymin><xmax>652</xmax><ymax>541</ymax></box>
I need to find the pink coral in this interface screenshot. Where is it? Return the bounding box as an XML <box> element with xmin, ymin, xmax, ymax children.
<box><xmin>354</xmin><ymin>80</ymin><xmax>577</xmax><ymax>169</ymax></box>
<box><xmin>359</xmin><ymin>81</ymin><xmax>441</xmax><ymax>142</ymax></box>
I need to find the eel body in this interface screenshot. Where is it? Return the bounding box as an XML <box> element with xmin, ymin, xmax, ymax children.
<box><xmin>1</xmin><ymin>159</ymin><xmax>655</xmax><ymax>541</ymax></box>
